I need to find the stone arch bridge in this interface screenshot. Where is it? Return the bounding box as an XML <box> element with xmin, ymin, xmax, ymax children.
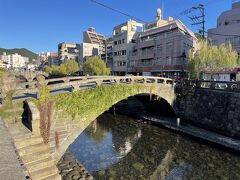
<box><xmin>20</xmin><ymin>76</ymin><xmax>177</xmax><ymax>162</ymax></box>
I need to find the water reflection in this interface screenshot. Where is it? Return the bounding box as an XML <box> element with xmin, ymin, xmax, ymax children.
<box><xmin>69</xmin><ymin>113</ymin><xmax>240</xmax><ymax>179</ymax></box>
<box><xmin>69</xmin><ymin>114</ymin><xmax>141</xmax><ymax>172</ymax></box>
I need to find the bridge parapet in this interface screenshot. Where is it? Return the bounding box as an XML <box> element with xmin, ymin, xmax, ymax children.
<box><xmin>13</xmin><ymin>76</ymin><xmax>175</xmax><ymax>98</ymax></box>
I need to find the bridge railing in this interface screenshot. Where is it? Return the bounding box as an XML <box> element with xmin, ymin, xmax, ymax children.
<box><xmin>181</xmin><ymin>80</ymin><xmax>240</xmax><ymax>92</ymax></box>
<box><xmin>13</xmin><ymin>76</ymin><xmax>175</xmax><ymax>97</ymax></box>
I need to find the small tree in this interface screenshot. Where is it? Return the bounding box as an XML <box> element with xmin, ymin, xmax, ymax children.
<box><xmin>83</xmin><ymin>56</ymin><xmax>110</xmax><ymax>76</ymax></box>
<box><xmin>187</xmin><ymin>39</ymin><xmax>238</xmax><ymax>79</ymax></box>
<box><xmin>59</xmin><ymin>64</ymin><xmax>67</xmax><ymax>75</ymax></box>
<box><xmin>43</xmin><ymin>60</ymin><xmax>79</xmax><ymax>76</ymax></box>
<box><xmin>64</xmin><ymin>60</ymin><xmax>79</xmax><ymax>75</ymax></box>
<box><xmin>43</xmin><ymin>65</ymin><xmax>52</xmax><ymax>74</ymax></box>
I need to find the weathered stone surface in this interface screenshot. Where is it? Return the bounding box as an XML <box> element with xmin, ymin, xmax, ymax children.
<box><xmin>0</xmin><ymin>118</ymin><xmax>26</xmax><ymax>180</ymax></box>
<box><xmin>57</xmin><ymin>151</ymin><xmax>93</xmax><ymax>180</ymax></box>
<box><xmin>178</xmin><ymin>89</ymin><xmax>240</xmax><ymax>139</ymax></box>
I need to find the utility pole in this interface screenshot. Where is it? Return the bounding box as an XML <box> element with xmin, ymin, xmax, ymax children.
<box><xmin>183</xmin><ymin>4</ymin><xmax>205</xmax><ymax>38</ymax></box>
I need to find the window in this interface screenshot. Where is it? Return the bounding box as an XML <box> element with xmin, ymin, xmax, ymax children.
<box><xmin>166</xmin><ymin>56</ymin><xmax>172</xmax><ymax>65</ymax></box>
<box><xmin>157</xmin><ymin>45</ymin><xmax>163</xmax><ymax>52</ymax></box>
<box><xmin>122</xmin><ymin>50</ymin><xmax>126</xmax><ymax>55</ymax></box>
<box><xmin>114</xmin><ymin>41</ymin><xmax>117</xmax><ymax>45</ymax></box>
<box><xmin>122</xmin><ymin>39</ymin><xmax>125</xmax><ymax>44</ymax></box>
<box><xmin>118</xmin><ymin>40</ymin><xmax>121</xmax><ymax>44</ymax></box>
<box><xmin>166</xmin><ymin>42</ymin><xmax>173</xmax><ymax>52</ymax></box>
<box><xmin>226</xmin><ymin>37</ymin><xmax>240</xmax><ymax>46</ymax></box>
<box><xmin>114</xmin><ymin>52</ymin><xmax>117</xmax><ymax>56</ymax></box>
<box><xmin>224</xmin><ymin>21</ymin><xmax>229</xmax><ymax>26</ymax></box>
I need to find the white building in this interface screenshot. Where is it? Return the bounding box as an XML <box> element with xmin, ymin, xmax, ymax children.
<box><xmin>0</xmin><ymin>52</ymin><xmax>10</xmax><ymax>63</ymax></box>
<box><xmin>112</xmin><ymin>20</ymin><xmax>144</xmax><ymax>75</ymax></box>
<box><xmin>208</xmin><ymin>1</ymin><xmax>240</xmax><ymax>54</ymax></box>
<box><xmin>9</xmin><ymin>53</ymin><xmax>28</xmax><ymax>69</ymax></box>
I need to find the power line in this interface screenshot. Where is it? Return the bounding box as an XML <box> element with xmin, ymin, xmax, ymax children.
<box><xmin>89</xmin><ymin>0</ymin><xmax>147</xmax><ymax>23</ymax></box>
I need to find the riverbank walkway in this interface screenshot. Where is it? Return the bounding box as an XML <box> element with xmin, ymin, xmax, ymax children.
<box><xmin>143</xmin><ymin>115</ymin><xmax>240</xmax><ymax>152</ymax></box>
<box><xmin>0</xmin><ymin>117</ymin><xmax>26</xmax><ymax>180</ymax></box>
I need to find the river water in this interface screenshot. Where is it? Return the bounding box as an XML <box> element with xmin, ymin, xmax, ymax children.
<box><xmin>68</xmin><ymin>113</ymin><xmax>240</xmax><ymax>179</ymax></box>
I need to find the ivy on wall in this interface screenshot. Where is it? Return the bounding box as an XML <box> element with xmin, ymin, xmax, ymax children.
<box><xmin>53</xmin><ymin>84</ymin><xmax>155</xmax><ymax>121</ymax></box>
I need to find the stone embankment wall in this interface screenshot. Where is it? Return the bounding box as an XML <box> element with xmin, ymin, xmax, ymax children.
<box><xmin>177</xmin><ymin>89</ymin><xmax>240</xmax><ymax>139</ymax></box>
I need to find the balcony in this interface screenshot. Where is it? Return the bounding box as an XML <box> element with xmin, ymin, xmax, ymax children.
<box><xmin>138</xmin><ymin>39</ymin><xmax>155</xmax><ymax>48</ymax></box>
<box><xmin>136</xmin><ymin>61</ymin><xmax>153</xmax><ymax>67</ymax></box>
<box><xmin>129</xmin><ymin>55</ymin><xmax>139</xmax><ymax>61</ymax></box>
<box><xmin>140</xmin><ymin>49</ymin><xmax>155</xmax><ymax>59</ymax></box>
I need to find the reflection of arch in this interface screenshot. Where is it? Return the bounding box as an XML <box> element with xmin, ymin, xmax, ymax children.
<box><xmin>89</xmin><ymin>114</ymin><xmax>178</xmax><ymax>179</ymax></box>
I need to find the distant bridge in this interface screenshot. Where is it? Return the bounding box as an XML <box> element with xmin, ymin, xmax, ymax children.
<box><xmin>10</xmin><ymin>70</ymin><xmax>48</xmax><ymax>83</ymax></box>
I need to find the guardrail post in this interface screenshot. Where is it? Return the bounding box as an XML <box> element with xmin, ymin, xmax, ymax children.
<box><xmin>115</xmin><ymin>79</ymin><xmax>120</xmax><ymax>84</ymax></box>
<box><xmin>96</xmin><ymin>80</ymin><xmax>102</xmax><ymax>86</ymax></box>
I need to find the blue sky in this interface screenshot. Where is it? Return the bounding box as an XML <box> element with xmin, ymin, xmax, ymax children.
<box><xmin>0</xmin><ymin>0</ymin><xmax>237</xmax><ymax>53</ymax></box>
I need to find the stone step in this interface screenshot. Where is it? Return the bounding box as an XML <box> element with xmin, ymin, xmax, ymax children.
<box><xmin>26</xmin><ymin>156</ymin><xmax>55</xmax><ymax>173</ymax></box>
<box><xmin>40</xmin><ymin>173</ymin><xmax>61</xmax><ymax>180</ymax></box>
<box><xmin>15</xmin><ymin>136</ymin><xmax>43</xmax><ymax>149</ymax></box>
<box><xmin>13</xmin><ymin>133</ymin><xmax>33</xmax><ymax>141</ymax></box>
<box><xmin>18</xmin><ymin>142</ymin><xmax>48</xmax><ymax>156</ymax></box>
<box><xmin>30</xmin><ymin>166</ymin><xmax>59</xmax><ymax>180</ymax></box>
<box><xmin>21</xmin><ymin>149</ymin><xmax>50</xmax><ymax>164</ymax></box>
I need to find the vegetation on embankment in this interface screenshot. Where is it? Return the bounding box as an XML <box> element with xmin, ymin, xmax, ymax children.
<box><xmin>0</xmin><ymin>102</ymin><xmax>24</xmax><ymax>123</ymax></box>
<box><xmin>52</xmin><ymin>84</ymin><xmax>155</xmax><ymax>121</ymax></box>
<box><xmin>0</xmin><ymin>69</ymin><xmax>23</xmax><ymax>123</ymax></box>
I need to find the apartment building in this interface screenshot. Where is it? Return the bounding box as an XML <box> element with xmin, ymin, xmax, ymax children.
<box><xmin>47</xmin><ymin>53</ymin><xmax>60</xmax><ymax>66</ymax></box>
<box><xmin>38</xmin><ymin>52</ymin><xmax>51</xmax><ymax>63</ymax></box>
<box><xmin>83</xmin><ymin>27</ymin><xmax>107</xmax><ymax>58</ymax></box>
<box><xmin>128</xmin><ymin>8</ymin><xmax>197</xmax><ymax>78</ymax></box>
<box><xmin>58</xmin><ymin>42</ymin><xmax>80</xmax><ymax>64</ymax></box>
<box><xmin>106</xmin><ymin>38</ymin><xmax>113</xmax><ymax>72</ymax></box>
<box><xmin>79</xmin><ymin>43</ymin><xmax>100</xmax><ymax>63</ymax></box>
<box><xmin>208</xmin><ymin>1</ymin><xmax>240</xmax><ymax>54</ymax></box>
<box><xmin>8</xmin><ymin>53</ymin><xmax>29</xmax><ymax>69</ymax></box>
<box><xmin>112</xmin><ymin>20</ymin><xmax>144</xmax><ymax>75</ymax></box>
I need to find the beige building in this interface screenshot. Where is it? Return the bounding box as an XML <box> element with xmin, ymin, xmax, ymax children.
<box><xmin>58</xmin><ymin>42</ymin><xmax>80</xmax><ymax>64</ymax></box>
<box><xmin>112</xmin><ymin>20</ymin><xmax>144</xmax><ymax>75</ymax></box>
<box><xmin>128</xmin><ymin>8</ymin><xmax>197</xmax><ymax>77</ymax></box>
<box><xmin>79</xmin><ymin>42</ymin><xmax>100</xmax><ymax>63</ymax></box>
<box><xmin>208</xmin><ymin>1</ymin><xmax>240</xmax><ymax>54</ymax></box>
<box><xmin>47</xmin><ymin>53</ymin><xmax>59</xmax><ymax>66</ymax></box>
<box><xmin>83</xmin><ymin>27</ymin><xmax>106</xmax><ymax>58</ymax></box>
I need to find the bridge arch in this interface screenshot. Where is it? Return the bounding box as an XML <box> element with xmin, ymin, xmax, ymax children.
<box><xmin>45</xmin><ymin>83</ymin><xmax>177</xmax><ymax>162</ymax></box>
